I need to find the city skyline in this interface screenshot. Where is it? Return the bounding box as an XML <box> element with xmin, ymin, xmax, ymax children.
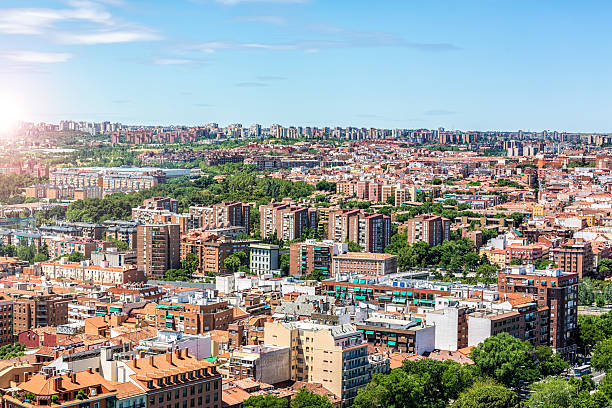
<box><xmin>2</xmin><ymin>1</ymin><xmax>612</xmax><ymax>131</ymax></box>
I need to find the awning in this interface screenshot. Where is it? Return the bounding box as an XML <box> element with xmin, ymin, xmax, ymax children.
<box><xmin>379</xmin><ymin>296</ymin><xmax>391</xmax><ymax>300</ymax></box>
<box><xmin>355</xmin><ymin>295</ymin><xmax>366</xmax><ymax>300</ymax></box>
<box><xmin>365</xmin><ymin>330</ymin><xmax>375</xmax><ymax>334</ymax></box>
<box><xmin>388</xmin><ymin>341</ymin><xmax>396</xmax><ymax>346</ymax></box>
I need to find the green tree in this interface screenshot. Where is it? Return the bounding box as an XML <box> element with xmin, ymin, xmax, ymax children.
<box><xmin>181</xmin><ymin>252</ymin><xmax>199</xmax><ymax>274</ymax></box>
<box><xmin>224</xmin><ymin>254</ymin><xmax>242</xmax><ymax>272</ymax></box>
<box><xmin>470</xmin><ymin>333</ymin><xmax>540</xmax><ymax>387</ymax></box>
<box><xmin>578</xmin><ymin>315</ymin><xmax>606</xmax><ymax>356</ymax></box>
<box><xmin>509</xmin><ymin>212</ymin><xmax>525</xmax><ymax>227</ymax></box>
<box><xmin>280</xmin><ymin>253</ymin><xmax>290</xmax><ymax>275</ymax></box>
<box><xmin>533</xmin><ymin>345</ymin><xmax>569</xmax><ymax>376</ymax></box>
<box><xmin>243</xmin><ymin>394</ymin><xmax>288</xmax><ymax>408</ymax></box>
<box><xmin>67</xmin><ymin>252</ymin><xmax>86</xmax><ymax>262</ymax></box>
<box><xmin>509</xmin><ymin>259</ymin><xmax>522</xmax><ymax>266</ymax></box>
<box><xmin>347</xmin><ymin>241</ymin><xmax>363</xmax><ymax>252</ymax></box>
<box><xmin>353</xmin><ymin>369</ymin><xmax>427</xmax><ymax>408</ymax></box>
<box><xmin>578</xmin><ymin>280</ymin><xmax>595</xmax><ymax>306</ymax></box>
<box><xmin>290</xmin><ymin>388</ymin><xmax>332</xmax><ymax>408</ymax></box>
<box><xmin>452</xmin><ymin>380</ymin><xmax>516</xmax><ymax>408</ymax></box>
<box><xmin>591</xmin><ymin>338</ymin><xmax>612</xmax><ymax>372</ymax></box>
<box><xmin>163</xmin><ymin>268</ymin><xmax>191</xmax><ymax>282</ymax></box>
<box><xmin>526</xmin><ymin>377</ymin><xmax>574</xmax><ymax>408</ymax></box>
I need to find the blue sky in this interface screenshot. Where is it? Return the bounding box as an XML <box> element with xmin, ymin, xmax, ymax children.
<box><xmin>1</xmin><ymin>0</ymin><xmax>611</xmax><ymax>132</ymax></box>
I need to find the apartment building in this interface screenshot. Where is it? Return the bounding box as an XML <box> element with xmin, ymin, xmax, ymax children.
<box><xmin>498</xmin><ymin>265</ymin><xmax>578</xmax><ymax>355</ymax></box>
<box><xmin>505</xmin><ymin>244</ymin><xmax>544</xmax><ymax>264</ymax></box>
<box><xmin>551</xmin><ymin>240</ymin><xmax>594</xmax><ymax>278</ymax></box>
<box><xmin>249</xmin><ymin>243</ymin><xmax>280</xmax><ymax>276</ymax></box>
<box><xmin>355</xmin><ymin>316</ymin><xmax>434</xmax><ymax>355</ymax></box>
<box><xmin>12</xmin><ymin>293</ymin><xmax>70</xmax><ymax>337</ymax></box>
<box><xmin>40</xmin><ymin>259</ymin><xmax>145</xmax><ymax>285</ymax></box>
<box><xmin>155</xmin><ymin>298</ymin><xmax>233</xmax><ymax>335</ymax></box>
<box><xmin>289</xmin><ymin>240</ymin><xmax>347</xmax><ymax>277</ymax></box>
<box><xmin>467</xmin><ymin>300</ymin><xmax>549</xmax><ymax>348</ymax></box>
<box><xmin>332</xmin><ymin>253</ymin><xmax>398</xmax><ymax>277</ymax></box>
<box><xmin>264</xmin><ymin>321</ymin><xmax>370</xmax><ymax>406</ymax></box>
<box><xmin>103</xmin><ymin>220</ymin><xmax>139</xmax><ymax>249</ymax></box>
<box><xmin>45</xmin><ymin>236</ymin><xmax>103</xmax><ymax>259</ymax></box>
<box><xmin>143</xmin><ymin>196</ymin><xmax>179</xmax><ymax>212</ymax></box>
<box><xmin>121</xmin><ymin>350</ymin><xmax>222</xmax><ymax>408</ymax></box>
<box><xmin>180</xmin><ymin>231</ymin><xmax>257</xmax><ymax>276</ymax></box>
<box><xmin>328</xmin><ymin>209</ymin><xmax>390</xmax><ymax>253</ymax></box>
<box><xmin>226</xmin><ymin>345</ymin><xmax>290</xmax><ymax>384</ymax></box>
<box><xmin>189</xmin><ymin>202</ymin><xmax>250</xmax><ymax>231</ymax></box>
<box><xmin>259</xmin><ymin>202</ymin><xmax>315</xmax><ymax>241</ymax></box>
<box><xmin>402</xmin><ymin>214</ymin><xmax>450</xmax><ymax>247</ymax></box>
<box><xmin>394</xmin><ymin>185</ymin><xmax>417</xmax><ymax>207</ymax></box>
<box><xmin>0</xmin><ymin>294</ymin><xmax>13</xmax><ymax>345</ymax></box>
<box><xmin>137</xmin><ymin>224</ymin><xmax>181</xmax><ymax>280</ymax></box>
<box><xmin>5</xmin><ymin>370</ymin><xmax>118</xmax><ymax>408</ymax></box>
<box><xmin>425</xmin><ymin>307</ymin><xmax>470</xmax><ymax>351</ymax></box>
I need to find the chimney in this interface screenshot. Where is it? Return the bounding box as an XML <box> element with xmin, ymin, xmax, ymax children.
<box><xmin>184</xmin><ymin>348</ymin><xmax>189</xmax><ymax>358</ymax></box>
<box><xmin>149</xmin><ymin>355</ymin><xmax>155</xmax><ymax>367</ymax></box>
<box><xmin>88</xmin><ymin>368</ymin><xmax>93</xmax><ymax>374</ymax></box>
<box><xmin>133</xmin><ymin>358</ymin><xmax>138</xmax><ymax>369</ymax></box>
<box><xmin>166</xmin><ymin>352</ymin><xmax>173</xmax><ymax>365</ymax></box>
<box><xmin>70</xmin><ymin>373</ymin><xmax>77</xmax><ymax>383</ymax></box>
<box><xmin>53</xmin><ymin>377</ymin><xmax>62</xmax><ymax>391</ymax></box>
<box><xmin>175</xmin><ymin>349</ymin><xmax>181</xmax><ymax>359</ymax></box>
<box><xmin>24</xmin><ymin>372</ymin><xmax>32</xmax><ymax>382</ymax></box>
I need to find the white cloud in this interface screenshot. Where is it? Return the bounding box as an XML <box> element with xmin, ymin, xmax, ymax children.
<box><xmin>0</xmin><ymin>1</ymin><xmax>160</xmax><ymax>45</ymax></box>
<box><xmin>1</xmin><ymin>50</ymin><xmax>73</xmax><ymax>63</ymax></box>
<box><xmin>58</xmin><ymin>29</ymin><xmax>161</xmax><ymax>45</ymax></box>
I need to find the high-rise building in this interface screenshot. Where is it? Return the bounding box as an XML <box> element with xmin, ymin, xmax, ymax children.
<box><xmin>259</xmin><ymin>202</ymin><xmax>314</xmax><ymax>241</ymax></box>
<box><xmin>249</xmin><ymin>243</ymin><xmax>280</xmax><ymax>276</ymax></box>
<box><xmin>189</xmin><ymin>202</ymin><xmax>250</xmax><ymax>231</ymax></box>
<box><xmin>137</xmin><ymin>224</ymin><xmax>180</xmax><ymax>280</ymax></box>
<box><xmin>498</xmin><ymin>265</ymin><xmax>578</xmax><ymax>356</ymax></box>
<box><xmin>264</xmin><ymin>321</ymin><xmax>370</xmax><ymax>405</ymax></box>
<box><xmin>402</xmin><ymin>214</ymin><xmax>450</xmax><ymax>247</ymax></box>
<box><xmin>12</xmin><ymin>293</ymin><xmax>70</xmax><ymax>337</ymax></box>
<box><xmin>180</xmin><ymin>231</ymin><xmax>256</xmax><ymax>276</ymax></box>
<box><xmin>551</xmin><ymin>240</ymin><xmax>594</xmax><ymax>279</ymax></box>
<box><xmin>289</xmin><ymin>240</ymin><xmax>347</xmax><ymax>277</ymax></box>
<box><xmin>328</xmin><ymin>209</ymin><xmax>390</xmax><ymax>253</ymax></box>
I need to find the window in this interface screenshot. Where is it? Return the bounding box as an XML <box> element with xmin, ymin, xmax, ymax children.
<box><xmin>167</xmin><ymin>392</ymin><xmax>172</xmax><ymax>401</ymax></box>
<box><xmin>206</xmin><ymin>395</ymin><xmax>210</xmax><ymax>404</ymax></box>
<box><xmin>159</xmin><ymin>395</ymin><xmax>164</xmax><ymax>403</ymax></box>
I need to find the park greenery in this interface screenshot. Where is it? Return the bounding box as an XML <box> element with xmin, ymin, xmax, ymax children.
<box><xmin>0</xmin><ymin>174</ymin><xmax>46</xmax><ymax>204</ymax></box>
<box><xmin>0</xmin><ymin>343</ymin><xmax>25</xmax><ymax>360</ymax></box>
<box><xmin>0</xmin><ymin>243</ymin><xmax>49</xmax><ymax>264</ymax></box>
<box><xmin>351</xmin><ymin>332</ymin><xmax>612</xmax><ymax>408</ymax></box>
<box><xmin>65</xmin><ymin>172</ymin><xmax>315</xmax><ymax>224</ymax></box>
<box><xmin>243</xmin><ymin>388</ymin><xmax>332</xmax><ymax>408</ymax></box>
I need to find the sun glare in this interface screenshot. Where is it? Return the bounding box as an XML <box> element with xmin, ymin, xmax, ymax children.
<box><xmin>0</xmin><ymin>93</ymin><xmax>24</xmax><ymax>135</ymax></box>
